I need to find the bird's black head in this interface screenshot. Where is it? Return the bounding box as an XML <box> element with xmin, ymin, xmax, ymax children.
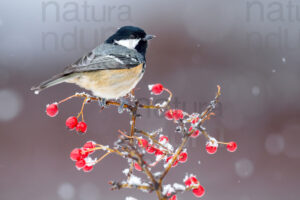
<box><xmin>105</xmin><ymin>26</ymin><xmax>154</xmax><ymax>57</ymax></box>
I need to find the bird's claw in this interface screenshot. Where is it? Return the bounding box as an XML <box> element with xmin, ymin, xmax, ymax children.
<box><xmin>118</xmin><ymin>98</ymin><xmax>128</xmax><ymax>113</ymax></box>
<box><xmin>98</xmin><ymin>98</ymin><xmax>107</xmax><ymax>108</ymax></box>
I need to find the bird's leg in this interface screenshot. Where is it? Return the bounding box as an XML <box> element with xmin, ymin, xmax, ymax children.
<box><xmin>118</xmin><ymin>98</ymin><xmax>128</xmax><ymax>113</ymax></box>
<box><xmin>98</xmin><ymin>97</ymin><xmax>107</xmax><ymax>108</ymax></box>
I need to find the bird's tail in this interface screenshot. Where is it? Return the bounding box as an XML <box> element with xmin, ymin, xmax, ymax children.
<box><xmin>31</xmin><ymin>73</ymin><xmax>74</xmax><ymax>94</ymax></box>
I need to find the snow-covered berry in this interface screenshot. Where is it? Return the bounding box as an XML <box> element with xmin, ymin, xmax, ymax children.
<box><xmin>173</xmin><ymin>109</ymin><xmax>184</xmax><ymax>120</ymax></box>
<box><xmin>184</xmin><ymin>176</ymin><xmax>198</xmax><ymax>187</ymax></box>
<box><xmin>189</xmin><ymin>127</ymin><xmax>200</xmax><ymax>138</ymax></box>
<box><xmin>192</xmin><ymin>185</ymin><xmax>205</xmax><ymax>198</ymax></box>
<box><xmin>65</xmin><ymin>116</ymin><xmax>78</xmax><ymax>130</ymax></box>
<box><xmin>76</xmin><ymin>121</ymin><xmax>87</xmax><ymax>133</ymax></box>
<box><xmin>155</xmin><ymin>149</ymin><xmax>164</xmax><ymax>156</ymax></box>
<box><xmin>46</xmin><ymin>103</ymin><xmax>58</xmax><ymax>117</ymax></box>
<box><xmin>206</xmin><ymin>144</ymin><xmax>217</xmax><ymax>154</ymax></box>
<box><xmin>191</xmin><ymin>117</ymin><xmax>199</xmax><ymax>124</ymax></box>
<box><xmin>206</xmin><ymin>138</ymin><xmax>218</xmax><ymax>154</ymax></box>
<box><xmin>159</xmin><ymin>136</ymin><xmax>169</xmax><ymax>143</ymax></box>
<box><xmin>179</xmin><ymin>152</ymin><xmax>188</xmax><ymax>163</ymax></box>
<box><xmin>83</xmin><ymin>141</ymin><xmax>96</xmax><ymax>153</ymax></box>
<box><xmin>149</xmin><ymin>83</ymin><xmax>164</xmax><ymax>95</ymax></box>
<box><xmin>165</xmin><ymin>110</ymin><xmax>174</xmax><ymax>120</ymax></box>
<box><xmin>146</xmin><ymin>145</ymin><xmax>156</xmax><ymax>154</ymax></box>
<box><xmin>226</xmin><ymin>141</ymin><xmax>237</xmax><ymax>152</ymax></box>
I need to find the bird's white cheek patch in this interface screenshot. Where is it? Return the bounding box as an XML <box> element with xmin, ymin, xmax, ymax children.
<box><xmin>115</xmin><ymin>39</ymin><xmax>140</xmax><ymax>49</ymax></box>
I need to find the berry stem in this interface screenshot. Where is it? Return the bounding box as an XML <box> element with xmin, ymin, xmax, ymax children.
<box><xmin>162</xmin><ymin>88</ymin><xmax>173</xmax><ymax>108</ymax></box>
<box><xmin>77</xmin><ymin>97</ymin><xmax>87</xmax><ymax>121</ymax></box>
<box><xmin>95</xmin><ymin>151</ymin><xmax>111</xmax><ymax>164</ymax></box>
<box><xmin>58</xmin><ymin>94</ymin><xmax>79</xmax><ymax>104</ymax></box>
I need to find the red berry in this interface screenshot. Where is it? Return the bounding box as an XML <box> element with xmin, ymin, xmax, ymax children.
<box><xmin>179</xmin><ymin>152</ymin><xmax>188</xmax><ymax>163</ymax></box>
<box><xmin>172</xmin><ymin>159</ymin><xmax>179</xmax><ymax>167</ymax></box>
<box><xmin>206</xmin><ymin>144</ymin><xmax>217</xmax><ymax>154</ymax></box>
<box><xmin>227</xmin><ymin>141</ymin><xmax>237</xmax><ymax>152</ymax></box>
<box><xmin>192</xmin><ymin>117</ymin><xmax>199</xmax><ymax>124</ymax></box>
<box><xmin>81</xmin><ymin>149</ymin><xmax>89</xmax><ymax>158</ymax></box>
<box><xmin>191</xmin><ymin>130</ymin><xmax>200</xmax><ymax>138</ymax></box>
<box><xmin>173</xmin><ymin>109</ymin><xmax>183</xmax><ymax>120</ymax></box>
<box><xmin>75</xmin><ymin>159</ymin><xmax>86</xmax><ymax>169</ymax></box>
<box><xmin>185</xmin><ymin>176</ymin><xmax>198</xmax><ymax>187</ymax></box>
<box><xmin>190</xmin><ymin>176</ymin><xmax>198</xmax><ymax>184</ymax></box>
<box><xmin>138</xmin><ymin>138</ymin><xmax>148</xmax><ymax>148</ymax></box>
<box><xmin>155</xmin><ymin>149</ymin><xmax>164</xmax><ymax>156</ymax></box>
<box><xmin>83</xmin><ymin>165</ymin><xmax>93</xmax><ymax>172</ymax></box>
<box><xmin>65</xmin><ymin>116</ymin><xmax>78</xmax><ymax>130</ymax></box>
<box><xmin>146</xmin><ymin>145</ymin><xmax>156</xmax><ymax>154</ymax></box>
<box><xmin>159</xmin><ymin>136</ymin><xmax>169</xmax><ymax>143</ymax></box>
<box><xmin>134</xmin><ymin>162</ymin><xmax>142</xmax><ymax>171</ymax></box>
<box><xmin>150</xmin><ymin>83</ymin><xmax>164</xmax><ymax>95</ymax></box>
<box><xmin>166</xmin><ymin>156</ymin><xmax>173</xmax><ymax>163</ymax></box>
<box><xmin>166</xmin><ymin>156</ymin><xmax>179</xmax><ymax>167</ymax></box>
<box><xmin>83</xmin><ymin>141</ymin><xmax>96</xmax><ymax>153</ymax></box>
<box><xmin>189</xmin><ymin>127</ymin><xmax>200</xmax><ymax>138</ymax></box>
<box><xmin>184</xmin><ymin>178</ymin><xmax>192</xmax><ymax>187</ymax></box>
<box><xmin>170</xmin><ymin>195</ymin><xmax>177</xmax><ymax>200</ymax></box>
<box><xmin>167</xmin><ymin>193</ymin><xmax>177</xmax><ymax>200</ymax></box>
<box><xmin>70</xmin><ymin>148</ymin><xmax>82</xmax><ymax>161</ymax></box>
<box><xmin>165</xmin><ymin>110</ymin><xmax>174</xmax><ymax>120</ymax></box>
<box><xmin>76</xmin><ymin>121</ymin><xmax>87</xmax><ymax>133</ymax></box>
<box><xmin>192</xmin><ymin>185</ymin><xmax>205</xmax><ymax>198</ymax></box>
<box><xmin>46</xmin><ymin>103</ymin><xmax>58</xmax><ymax>117</ymax></box>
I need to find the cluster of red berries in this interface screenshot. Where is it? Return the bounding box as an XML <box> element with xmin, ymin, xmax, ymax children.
<box><xmin>46</xmin><ymin>103</ymin><xmax>87</xmax><ymax>134</ymax></box>
<box><xmin>65</xmin><ymin>116</ymin><xmax>87</xmax><ymax>134</ymax></box>
<box><xmin>45</xmin><ymin>83</ymin><xmax>236</xmax><ymax>199</ymax></box>
<box><xmin>165</xmin><ymin>109</ymin><xmax>184</xmax><ymax>121</ymax></box>
<box><xmin>205</xmin><ymin>139</ymin><xmax>237</xmax><ymax>154</ymax></box>
<box><xmin>137</xmin><ymin>136</ymin><xmax>169</xmax><ymax>156</ymax></box>
<box><xmin>191</xmin><ymin>116</ymin><xmax>200</xmax><ymax>125</ymax></box>
<box><xmin>184</xmin><ymin>175</ymin><xmax>205</xmax><ymax>198</ymax></box>
<box><xmin>69</xmin><ymin>141</ymin><xmax>96</xmax><ymax>172</ymax></box>
<box><xmin>188</xmin><ymin>127</ymin><xmax>200</xmax><ymax>138</ymax></box>
<box><xmin>149</xmin><ymin>83</ymin><xmax>164</xmax><ymax>95</ymax></box>
<box><xmin>165</xmin><ymin>151</ymin><xmax>188</xmax><ymax>167</ymax></box>
<box><xmin>134</xmin><ymin>135</ymin><xmax>189</xmax><ymax>170</ymax></box>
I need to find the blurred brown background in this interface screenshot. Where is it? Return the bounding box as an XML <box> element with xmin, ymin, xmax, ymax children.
<box><xmin>0</xmin><ymin>0</ymin><xmax>300</xmax><ymax>199</ymax></box>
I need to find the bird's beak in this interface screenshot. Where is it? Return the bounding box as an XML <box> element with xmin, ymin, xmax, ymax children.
<box><xmin>143</xmin><ymin>34</ymin><xmax>155</xmax><ymax>41</ymax></box>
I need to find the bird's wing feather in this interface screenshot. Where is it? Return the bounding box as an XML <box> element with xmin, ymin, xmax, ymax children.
<box><xmin>63</xmin><ymin>44</ymin><xmax>143</xmax><ymax>74</ymax></box>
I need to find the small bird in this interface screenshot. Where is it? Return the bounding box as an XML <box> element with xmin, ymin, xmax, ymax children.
<box><xmin>31</xmin><ymin>26</ymin><xmax>154</xmax><ymax>101</ymax></box>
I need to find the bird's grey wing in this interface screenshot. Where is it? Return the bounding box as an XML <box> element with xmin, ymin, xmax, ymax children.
<box><xmin>63</xmin><ymin>44</ymin><xmax>143</xmax><ymax>74</ymax></box>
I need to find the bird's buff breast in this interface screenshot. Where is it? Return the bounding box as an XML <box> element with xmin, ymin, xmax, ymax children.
<box><xmin>66</xmin><ymin>64</ymin><xmax>144</xmax><ymax>99</ymax></box>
